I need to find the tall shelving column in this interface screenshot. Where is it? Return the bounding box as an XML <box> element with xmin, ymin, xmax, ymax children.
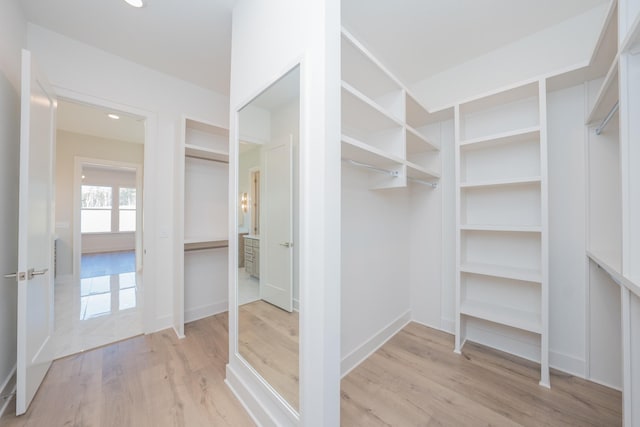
<box><xmin>454</xmin><ymin>81</ymin><xmax>549</xmax><ymax>387</ymax></box>
<box><xmin>174</xmin><ymin>118</ymin><xmax>229</xmax><ymax>338</ymax></box>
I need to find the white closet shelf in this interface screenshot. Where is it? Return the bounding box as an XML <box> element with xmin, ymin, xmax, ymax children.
<box><xmin>586</xmin><ymin>56</ymin><xmax>619</xmax><ymax>125</ymax></box>
<box><xmin>342</xmin><ymin>135</ymin><xmax>404</xmax><ymax>168</ymax></box>
<box><xmin>185</xmin><ymin>145</ymin><xmax>229</xmax><ymax>162</ymax></box>
<box><xmin>460</xmin><ymin>300</ymin><xmax>542</xmax><ymax>334</ymax></box>
<box><xmin>406</xmin><ymin>162</ymin><xmax>440</xmax><ymax>180</ymax></box>
<box><xmin>341</xmin><ymin>28</ymin><xmax>404</xmax><ymax>99</ymax></box>
<box><xmin>459</xmin><ymin>127</ymin><xmax>540</xmax><ymax>151</ymax></box>
<box><xmin>623</xmin><ymin>276</ymin><xmax>640</xmax><ymax>298</ymax></box>
<box><xmin>621</xmin><ymin>11</ymin><xmax>640</xmax><ymax>53</ymax></box>
<box><xmin>184</xmin><ymin>240</ymin><xmax>228</xmax><ymax>251</ymax></box>
<box><xmin>185</xmin><ymin>119</ymin><xmax>229</xmax><ymax>136</ymax></box>
<box><xmin>460</xmin><ymin>176</ymin><xmax>541</xmax><ymax>189</ymax></box>
<box><xmin>459</xmin><ymin>82</ymin><xmax>539</xmax><ymax>116</ymax></box>
<box><xmin>406</xmin><ymin>126</ymin><xmax>439</xmax><ymax>152</ymax></box>
<box><xmin>342</xmin><ymin>81</ymin><xmax>404</xmax><ymax>130</ymax></box>
<box><xmin>460</xmin><ymin>262</ymin><xmax>542</xmax><ymax>283</ymax></box>
<box><xmin>459</xmin><ymin>225</ymin><xmax>542</xmax><ymax>233</ymax></box>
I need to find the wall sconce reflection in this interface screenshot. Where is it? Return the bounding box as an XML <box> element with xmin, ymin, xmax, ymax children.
<box><xmin>241</xmin><ymin>192</ymin><xmax>248</xmax><ymax>213</ymax></box>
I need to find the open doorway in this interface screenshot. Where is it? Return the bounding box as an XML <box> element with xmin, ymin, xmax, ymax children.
<box><xmin>53</xmin><ymin>99</ymin><xmax>145</xmax><ymax>358</ymax></box>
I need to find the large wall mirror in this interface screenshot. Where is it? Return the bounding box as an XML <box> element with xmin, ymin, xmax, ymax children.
<box><xmin>237</xmin><ymin>65</ymin><xmax>300</xmax><ymax>411</ymax></box>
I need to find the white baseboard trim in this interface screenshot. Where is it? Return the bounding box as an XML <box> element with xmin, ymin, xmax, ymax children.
<box><xmin>410</xmin><ymin>318</ymin><xmax>455</xmax><ymax>336</ymax></box>
<box><xmin>587</xmin><ymin>375</ymin><xmax>623</xmax><ymax>392</ymax></box>
<box><xmin>0</xmin><ymin>366</ymin><xmax>16</xmax><ymax>419</ymax></box>
<box><xmin>293</xmin><ymin>298</ymin><xmax>300</xmax><ymax>312</ymax></box>
<box><xmin>440</xmin><ymin>318</ymin><xmax>455</xmax><ymax>334</ymax></box>
<box><xmin>341</xmin><ymin>310</ymin><xmax>412</xmax><ymax>378</ymax></box>
<box><xmin>185</xmin><ymin>300</ymin><xmax>228</xmax><ymax>324</ymax></box>
<box><xmin>550</xmin><ymin>350</ymin><xmax>586</xmax><ymax>378</ymax></box>
<box><xmin>226</xmin><ymin>360</ymin><xmax>298</xmax><ymax>427</ymax></box>
<box><xmin>153</xmin><ymin>314</ymin><xmax>173</xmax><ymax>334</ymax></box>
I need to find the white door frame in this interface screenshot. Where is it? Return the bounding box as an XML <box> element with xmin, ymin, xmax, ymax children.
<box><xmin>54</xmin><ymin>88</ymin><xmax>158</xmax><ymax>334</ymax></box>
<box><xmin>73</xmin><ymin>157</ymin><xmax>143</xmax><ymax>281</ymax></box>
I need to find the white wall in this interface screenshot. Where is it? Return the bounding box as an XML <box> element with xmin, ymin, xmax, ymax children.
<box><xmin>55</xmin><ymin>130</ymin><xmax>143</xmax><ymax>275</ymax></box>
<box><xmin>410</xmin><ymin>120</ymin><xmax>456</xmax><ymax>332</ymax></box>
<box><xmin>0</xmin><ymin>0</ymin><xmax>25</xmax><ymax>410</ymax></box>
<box><xmin>341</xmin><ymin>167</ymin><xmax>410</xmax><ymax>369</ymax></box>
<box><xmin>411</xmin><ymin>4</ymin><xmax>608</xmax><ymax>111</ymax></box>
<box><xmin>547</xmin><ymin>84</ymin><xmax>589</xmax><ymax>376</ymax></box>
<box><xmin>228</xmin><ymin>0</ymin><xmax>341</xmax><ymax>425</ymax></box>
<box><xmin>27</xmin><ymin>24</ymin><xmax>228</xmax><ymax>332</ymax></box>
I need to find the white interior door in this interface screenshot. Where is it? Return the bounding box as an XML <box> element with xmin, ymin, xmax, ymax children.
<box><xmin>15</xmin><ymin>49</ymin><xmax>56</xmax><ymax>415</ymax></box>
<box><xmin>260</xmin><ymin>138</ymin><xmax>293</xmax><ymax>312</ymax></box>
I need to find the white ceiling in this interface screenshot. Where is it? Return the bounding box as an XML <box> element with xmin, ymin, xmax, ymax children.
<box><xmin>341</xmin><ymin>0</ymin><xmax>610</xmax><ymax>86</ymax></box>
<box><xmin>20</xmin><ymin>0</ymin><xmax>608</xmax><ymax>96</ymax></box>
<box><xmin>57</xmin><ymin>99</ymin><xmax>145</xmax><ymax>144</ymax></box>
<box><xmin>20</xmin><ymin>0</ymin><xmax>236</xmax><ymax>95</ymax></box>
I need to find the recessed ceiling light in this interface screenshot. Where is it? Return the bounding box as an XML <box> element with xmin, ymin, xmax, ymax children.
<box><xmin>124</xmin><ymin>0</ymin><xmax>145</xmax><ymax>8</ymax></box>
<box><xmin>108</xmin><ymin>113</ymin><xmax>120</xmax><ymax>120</ymax></box>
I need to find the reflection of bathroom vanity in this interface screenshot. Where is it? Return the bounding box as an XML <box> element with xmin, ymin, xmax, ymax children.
<box><xmin>244</xmin><ymin>235</ymin><xmax>260</xmax><ymax>278</ymax></box>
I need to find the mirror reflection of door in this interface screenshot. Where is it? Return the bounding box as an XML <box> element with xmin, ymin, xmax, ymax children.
<box><xmin>237</xmin><ymin>65</ymin><xmax>300</xmax><ymax>412</ymax></box>
<box><xmin>261</xmin><ymin>137</ymin><xmax>293</xmax><ymax>312</ymax></box>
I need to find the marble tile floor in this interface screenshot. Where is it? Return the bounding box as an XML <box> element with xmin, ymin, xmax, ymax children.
<box><xmin>238</xmin><ymin>267</ymin><xmax>260</xmax><ymax>306</ymax></box>
<box><xmin>54</xmin><ymin>252</ymin><xmax>143</xmax><ymax>359</ymax></box>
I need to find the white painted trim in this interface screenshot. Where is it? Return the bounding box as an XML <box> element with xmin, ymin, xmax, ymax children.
<box><xmin>411</xmin><ymin>318</ymin><xmax>455</xmax><ymax>335</ymax></box>
<box><xmin>293</xmin><ymin>298</ymin><xmax>300</xmax><ymax>312</ymax></box>
<box><xmin>549</xmin><ymin>350</ymin><xmax>587</xmax><ymax>378</ymax></box>
<box><xmin>440</xmin><ymin>318</ymin><xmax>456</xmax><ymax>334</ymax></box>
<box><xmin>341</xmin><ymin>310</ymin><xmax>411</xmax><ymax>378</ymax></box>
<box><xmin>0</xmin><ymin>366</ymin><xmax>16</xmax><ymax>419</ymax></box>
<box><xmin>153</xmin><ymin>315</ymin><xmax>173</xmax><ymax>334</ymax></box>
<box><xmin>184</xmin><ymin>301</ymin><xmax>228</xmax><ymax>323</ymax></box>
<box><xmin>226</xmin><ymin>360</ymin><xmax>299</xmax><ymax>427</ymax></box>
<box><xmin>53</xmin><ymin>273</ymin><xmax>73</xmax><ymax>284</ymax></box>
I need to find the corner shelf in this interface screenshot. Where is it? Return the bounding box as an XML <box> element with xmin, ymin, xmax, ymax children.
<box><xmin>184</xmin><ymin>238</ymin><xmax>229</xmax><ymax>252</ymax></box>
<box><xmin>460</xmin><ymin>176</ymin><xmax>541</xmax><ymax>189</ymax></box>
<box><xmin>185</xmin><ymin>144</ymin><xmax>229</xmax><ymax>162</ymax></box>
<box><xmin>459</xmin><ymin>225</ymin><xmax>542</xmax><ymax>233</ymax></box>
<box><xmin>460</xmin><ymin>300</ymin><xmax>542</xmax><ymax>334</ymax></box>
<box><xmin>406</xmin><ymin>126</ymin><xmax>439</xmax><ymax>152</ymax></box>
<box><xmin>621</xmin><ymin>10</ymin><xmax>640</xmax><ymax>54</ymax></box>
<box><xmin>586</xmin><ymin>56</ymin><xmax>619</xmax><ymax>125</ymax></box>
<box><xmin>340</xmin><ymin>29</ymin><xmax>445</xmax><ymax>191</ymax></box>
<box><xmin>460</xmin><ymin>262</ymin><xmax>542</xmax><ymax>283</ymax></box>
<box><xmin>460</xmin><ymin>126</ymin><xmax>540</xmax><ymax>151</ymax></box>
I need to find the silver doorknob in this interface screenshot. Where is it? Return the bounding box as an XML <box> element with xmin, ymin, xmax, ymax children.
<box><xmin>279</xmin><ymin>242</ymin><xmax>293</xmax><ymax>248</ymax></box>
<box><xmin>27</xmin><ymin>268</ymin><xmax>48</xmax><ymax>279</ymax></box>
<box><xmin>4</xmin><ymin>271</ymin><xmax>26</xmax><ymax>281</ymax></box>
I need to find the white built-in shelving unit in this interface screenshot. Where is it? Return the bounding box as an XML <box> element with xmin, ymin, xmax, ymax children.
<box><xmin>174</xmin><ymin>118</ymin><xmax>229</xmax><ymax>338</ymax></box>
<box><xmin>584</xmin><ymin>1</ymin><xmax>640</xmax><ymax>424</ymax></box>
<box><xmin>454</xmin><ymin>80</ymin><xmax>550</xmax><ymax>387</ymax></box>
<box><xmin>341</xmin><ymin>29</ymin><xmax>448</xmax><ymax>190</ymax></box>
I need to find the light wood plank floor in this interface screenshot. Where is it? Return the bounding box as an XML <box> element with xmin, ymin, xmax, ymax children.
<box><xmin>238</xmin><ymin>300</ymin><xmax>299</xmax><ymax>410</ymax></box>
<box><xmin>341</xmin><ymin>322</ymin><xmax>622</xmax><ymax>426</ymax></box>
<box><xmin>0</xmin><ymin>313</ymin><xmax>253</xmax><ymax>427</ymax></box>
<box><xmin>1</xmin><ymin>317</ymin><xmax>621</xmax><ymax>426</ymax></box>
